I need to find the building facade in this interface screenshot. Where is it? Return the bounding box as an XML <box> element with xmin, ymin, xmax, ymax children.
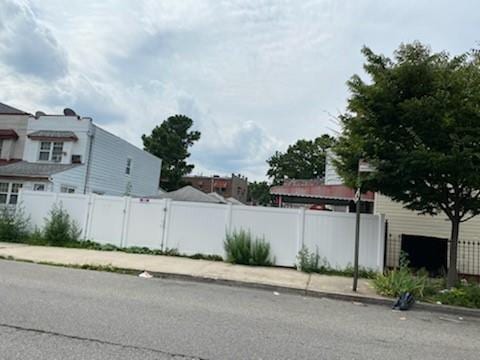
<box><xmin>183</xmin><ymin>174</ymin><xmax>248</xmax><ymax>203</ymax></box>
<box><xmin>0</xmin><ymin>104</ymin><xmax>162</xmax><ymax>205</ymax></box>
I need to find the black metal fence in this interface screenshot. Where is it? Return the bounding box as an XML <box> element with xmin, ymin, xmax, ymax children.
<box><xmin>384</xmin><ymin>231</ymin><xmax>480</xmax><ymax>278</ymax></box>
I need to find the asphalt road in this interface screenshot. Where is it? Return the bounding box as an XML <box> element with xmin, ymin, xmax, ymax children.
<box><xmin>0</xmin><ymin>260</ymin><xmax>479</xmax><ymax>360</ymax></box>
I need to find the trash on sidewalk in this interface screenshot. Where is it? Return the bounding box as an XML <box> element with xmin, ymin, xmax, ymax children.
<box><xmin>392</xmin><ymin>292</ymin><xmax>415</xmax><ymax>311</ymax></box>
<box><xmin>352</xmin><ymin>301</ymin><xmax>366</xmax><ymax>306</ymax></box>
<box><xmin>138</xmin><ymin>271</ymin><xmax>153</xmax><ymax>279</ymax></box>
<box><xmin>273</xmin><ymin>291</ymin><xmax>280</xmax><ymax>296</ymax></box>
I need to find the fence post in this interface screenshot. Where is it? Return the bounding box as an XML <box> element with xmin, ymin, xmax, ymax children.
<box><xmin>86</xmin><ymin>194</ymin><xmax>96</xmax><ymax>240</ymax></box>
<box><xmin>120</xmin><ymin>197</ymin><xmax>132</xmax><ymax>248</ymax></box>
<box><xmin>376</xmin><ymin>214</ymin><xmax>386</xmax><ymax>271</ymax></box>
<box><xmin>161</xmin><ymin>199</ymin><xmax>172</xmax><ymax>251</ymax></box>
<box><xmin>225</xmin><ymin>203</ymin><xmax>233</xmax><ymax>235</ymax></box>
<box><xmin>81</xmin><ymin>193</ymin><xmax>93</xmax><ymax>240</ymax></box>
<box><xmin>297</xmin><ymin>207</ymin><xmax>306</xmax><ymax>259</ymax></box>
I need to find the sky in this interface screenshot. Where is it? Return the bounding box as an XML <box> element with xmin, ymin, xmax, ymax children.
<box><xmin>0</xmin><ymin>0</ymin><xmax>479</xmax><ymax>181</ymax></box>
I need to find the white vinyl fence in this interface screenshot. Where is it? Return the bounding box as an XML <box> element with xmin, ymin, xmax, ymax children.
<box><xmin>18</xmin><ymin>190</ymin><xmax>386</xmax><ymax>270</ymax></box>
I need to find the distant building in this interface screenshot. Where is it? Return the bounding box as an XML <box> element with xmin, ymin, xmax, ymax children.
<box><xmin>183</xmin><ymin>174</ymin><xmax>248</xmax><ymax>203</ymax></box>
<box><xmin>270</xmin><ymin>179</ymin><xmax>375</xmax><ymax>213</ymax></box>
<box><xmin>0</xmin><ymin>103</ymin><xmax>162</xmax><ymax>205</ymax></box>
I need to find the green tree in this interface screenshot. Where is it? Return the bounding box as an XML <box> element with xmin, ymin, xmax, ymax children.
<box><xmin>142</xmin><ymin>115</ymin><xmax>201</xmax><ymax>191</ymax></box>
<box><xmin>334</xmin><ymin>42</ymin><xmax>480</xmax><ymax>287</ymax></box>
<box><xmin>247</xmin><ymin>181</ymin><xmax>272</xmax><ymax>206</ymax></box>
<box><xmin>267</xmin><ymin>134</ymin><xmax>335</xmax><ymax>185</ymax></box>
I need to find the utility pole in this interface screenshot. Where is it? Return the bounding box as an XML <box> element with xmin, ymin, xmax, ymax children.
<box><xmin>352</xmin><ymin>184</ymin><xmax>361</xmax><ymax>292</ymax></box>
<box><xmin>353</xmin><ymin>160</ymin><xmax>375</xmax><ymax>292</ymax></box>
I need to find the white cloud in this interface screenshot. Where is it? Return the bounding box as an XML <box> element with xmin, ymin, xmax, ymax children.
<box><xmin>0</xmin><ymin>0</ymin><xmax>479</xmax><ymax>180</ymax></box>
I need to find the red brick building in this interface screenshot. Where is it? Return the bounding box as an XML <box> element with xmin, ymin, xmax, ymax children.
<box><xmin>182</xmin><ymin>174</ymin><xmax>248</xmax><ymax>203</ymax></box>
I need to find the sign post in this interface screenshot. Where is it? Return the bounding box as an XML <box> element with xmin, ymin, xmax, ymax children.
<box><xmin>353</xmin><ymin>160</ymin><xmax>376</xmax><ymax>292</ymax></box>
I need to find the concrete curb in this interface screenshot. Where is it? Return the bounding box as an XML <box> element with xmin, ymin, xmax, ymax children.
<box><xmin>2</xmin><ymin>255</ymin><xmax>480</xmax><ymax>319</ymax></box>
<box><xmin>143</xmin><ymin>270</ymin><xmax>480</xmax><ymax>319</ymax></box>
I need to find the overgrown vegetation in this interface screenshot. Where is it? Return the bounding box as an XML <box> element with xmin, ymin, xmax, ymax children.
<box><xmin>432</xmin><ymin>283</ymin><xmax>480</xmax><ymax>309</ymax></box>
<box><xmin>374</xmin><ymin>253</ymin><xmax>441</xmax><ymax>299</ymax></box>
<box><xmin>42</xmin><ymin>204</ymin><xmax>82</xmax><ymax>246</ymax></box>
<box><xmin>296</xmin><ymin>245</ymin><xmax>377</xmax><ymax>279</ymax></box>
<box><xmin>224</xmin><ymin>229</ymin><xmax>274</xmax><ymax>266</ymax></box>
<box><xmin>0</xmin><ymin>206</ymin><xmax>30</xmax><ymax>243</ymax></box>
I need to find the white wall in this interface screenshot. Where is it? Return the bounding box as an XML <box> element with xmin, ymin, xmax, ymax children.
<box><xmin>24</xmin><ymin>115</ymin><xmax>92</xmax><ymax>164</ymax></box>
<box><xmin>0</xmin><ymin>114</ymin><xmax>29</xmax><ymax>160</ymax></box>
<box><xmin>86</xmin><ymin>126</ymin><xmax>161</xmax><ymax>197</ymax></box>
<box><xmin>19</xmin><ymin>190</ymin><xmax>385</xmax><ymax>270</ymax></box>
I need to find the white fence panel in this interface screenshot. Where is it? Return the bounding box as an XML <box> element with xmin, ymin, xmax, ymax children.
<box><xmin>303</xmin><ymin>211</ymin><xmax>383</xmax><ymax>270</ymax></box>
<box><xmin>124</xmin><ymin>198</ymin><xmax>165</xmax><ymax>249</ymax></box>
<box><xmin>19</xmin><ymin>191</ymin><xmax>89</xmax><ymax>237</ymax></box>
<box><xmin>231</xmin><ymin>206</ymin><xmax>299</xmax><ymax>267</ymax></box>
<box><xmin>87</xmin><ymin>195</ymin><xmax>124</xmax><ymax>246</ymax></box>
<box><xmin>166</xmin><ymin>201</ymin><xmax>227</xmax><ymax>256</ymax></box>
<box><xmin>18</xmin><ymin>191</ymin><xmax>385</xmax><ymax>271</ymax></box>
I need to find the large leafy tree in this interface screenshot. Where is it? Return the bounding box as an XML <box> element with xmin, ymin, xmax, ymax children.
<box><xmin>267</xmin><ymin>134</ymin><xmax>335</xmax><ymax>185</ymax></box>
<box><xmin>247</xmin><ymin>181</ymin><xmax>273</xmax><ymax>206</ymax></box>
<box><xmin>334</xmin><ymin>42</ymin><xmax>480</xmax><ymax>287</ymax></box>
<box><xmin>142</xmin><ymin>115</ymin><xmax>201</xmax><ymax>191</ymax></box>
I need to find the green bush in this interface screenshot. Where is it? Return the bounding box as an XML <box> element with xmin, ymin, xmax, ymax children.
<box><xmin>433</xmin><ymin>283</ymin><xmax>480</xmax><ymax>309</ymax></box>
<box><xmin>373</xmin><ymin>253</ymin><xmax>432</xmax><ymax>298</ymax></box>
<box><xmin>296</xmin><ymin>245</ymin><xmax>328</xmax><ymax>273</ymax></box>
<box><xmin>0</xmin><ymin>206</ymin><xmax>30</xmax><ymax>243</ymax></box>
<box><xmin>296</xmin><ymin>245</ymin><xmax>377</xmax><ymax>278</ymax></box>
<box><xmin>41</xmin><ymin>204</ymin><xmax>81</xmax><ymax>246</ymax></box>
<box><xmin>224</xmin><ymin>229</ymin><xmax>274</xmax><ymax>266</ymax></box>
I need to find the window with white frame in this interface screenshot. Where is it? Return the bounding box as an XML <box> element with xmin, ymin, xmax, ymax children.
<box><xmin>39</xmin><ymin>141</ymin><xmax>64</xmax><ymax>162</ymax></box>
<box><xmin>125</xmin><ymin>157</ymin><xmax>132</xmax><ymax>175</ymax></box>
<box><xmin>34</xmin><ymin>184</ymin><xmax>46</xmax><ymax>191</ymax></box>
<box><xmin>0</xmin><ymin>182</ymin><xmax>23</xmax><ymax>205</ymax></box>
<box><xmin>0</xmin><ymin>182</ymin><xmax>8</xmax><ymax>204</ymax></box>
<box><xmin>60</xmin><ymin>185</ymin><xmax>75</xmax><ymax>194</ymax></box>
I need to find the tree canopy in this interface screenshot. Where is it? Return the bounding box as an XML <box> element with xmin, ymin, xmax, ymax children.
<box><xmin>142</xmin><ymin>115</ymin><xmax>201</xmax><ymax>191</ymax></box>
<box><xmin>267</xmin><ymin>134</ymin><xmax>335</xmax><ymax>185</ymax></box>
<box><xmin>247</xmin><ymin>181</ymin><xmax>273</xmax><ymax>206</ymax></box>
<box><xmin>334</xmin><ymin>42</ymin><xmax>480</xmax><ymax>286</ymax></box>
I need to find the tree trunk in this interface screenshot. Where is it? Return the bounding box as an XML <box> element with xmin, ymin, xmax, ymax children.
<box><xmin>447</xmin><ymin>218</ymin><xmax>460</xmax><ymax>288</ymax></box>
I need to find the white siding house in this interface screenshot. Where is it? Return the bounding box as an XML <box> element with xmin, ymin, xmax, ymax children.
<box><xmin>0</xmin><ymin>107</ymin><xmax>162</xmax><ymax>203</ymax></box>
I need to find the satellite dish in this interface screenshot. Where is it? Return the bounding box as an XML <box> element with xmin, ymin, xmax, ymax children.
<box><xmin>35</xmin><ymin>111</ymin><xmax>46</xmax><ymax>118</ymax></box>
<box><xmin>63</xmin><ymin>108</ymin><xmax>77</xmax><ymax>116</ymax></box>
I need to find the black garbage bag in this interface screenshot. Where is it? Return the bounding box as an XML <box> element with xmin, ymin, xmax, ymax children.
<box><xmin>392</xmin><ymin>292</ymin><xmax>415</xmax><ymax>311</ymax></box>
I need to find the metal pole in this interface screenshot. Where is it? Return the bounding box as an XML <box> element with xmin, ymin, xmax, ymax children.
<box><xmin>353</xmin><ymin>185</ymin><xmax>361</xmax><ymax>292</ymax></box>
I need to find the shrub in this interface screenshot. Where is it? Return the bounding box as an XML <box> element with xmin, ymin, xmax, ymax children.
<box><xmin>0</xmin><ymin>206</ymin><xmax>30</xmax><ymax>243</ymax></box>
<box><xmin>224</xmin><ymin>229</ymin><xmax>274</xmax><ymax>266</ymax></box>
<box><xmin>42</xmin><ymin>204</ymin><xmax>81</xmax><ymax>246</ymax></box>
<box><xmin>296</xmin><ymin>245</ymin><xmax>328</xmax><ymax>273</ymax></box>
<box><xmin>296</xmin><ymin>246</ymin><xmax>378</xmax><ymax>278</ymax></box>
<box><xmin>433</xmin><ymin>283</ymin><xmax>480</xmax><ymax>309</ymax></box>
<box><xmin>373</xmin><ymin>253</ymin><xmax>431</xmax><ymax>298</ymax></box>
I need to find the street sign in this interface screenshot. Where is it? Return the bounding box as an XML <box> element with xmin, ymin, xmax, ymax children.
<box><xmin>358</xmin><ymin>160</ymin><xmax>376</xmax><ymax>173</ymax></box>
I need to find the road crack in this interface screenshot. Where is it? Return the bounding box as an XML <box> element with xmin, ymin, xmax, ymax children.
<box><xmin>0</xmin><ymin>322</ymin><xmax>209</xmax><ymax>360</ymax></box>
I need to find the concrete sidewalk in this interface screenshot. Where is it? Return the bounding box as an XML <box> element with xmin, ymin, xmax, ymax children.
<box><xmin>0</xmin><ymin>242</ymin><xmax>385</xmax><ymax>302</ymax></box>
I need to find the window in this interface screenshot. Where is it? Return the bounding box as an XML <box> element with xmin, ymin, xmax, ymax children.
<box><xmin>38</xmin><ymin>141</ymin><xmax>63</xmax><ymax>162</ymax></box>
<box><xmin>60</xmin><ymin>185</ymin><xmax>75</xmax><ymax>194</ymax></box>
<box><xmin>125</xmin><ymin>158</ymin><xmax>132</xmax><ymax>175</ymax></box>
<box><xmin>9</xmin><ymin>183</ymin><xmax>22</xmax><ymax>204</ymax></box>
<box><xmin>71</xmin><ymin>155</ymin><xmax>82</xmax><ymax>164</ymax></box>
<box><xmin>0</xmin><ymin>139</ymin><xmax>3</xmax><ymax>158</ymax></box>
<box><xmin>0</xmin><ymin>182</ymin><xmax>8</xmax><ymax>204</ymax></box>
<box><xmin>0</xmin><ymin>182</ymin><xmax>23</xmax><ymax>205</ymax></box>
<box><xmin>34</xmin><ymin>184</ymin><xmax>45</xmax><ymax>191</ymax></box>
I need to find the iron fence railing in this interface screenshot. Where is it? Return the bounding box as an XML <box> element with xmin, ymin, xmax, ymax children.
<box><xmin>384</xmin><ymin>234</ymin><xmax>480</xmax><ymax>277</ymax></box>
